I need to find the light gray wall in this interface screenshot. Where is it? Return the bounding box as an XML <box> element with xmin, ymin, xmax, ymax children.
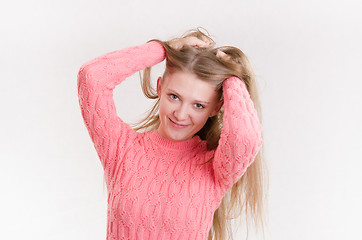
<box><xmin>1</xmin><ymin>0</ymin><xmax>361</xmax><ymax>239</ymax></box>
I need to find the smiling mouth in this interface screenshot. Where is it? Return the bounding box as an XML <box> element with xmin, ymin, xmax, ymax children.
<box><xmin>169</xmin><ymin>118</ymin><xmax>189</xmax><ymax>128</ymax></box>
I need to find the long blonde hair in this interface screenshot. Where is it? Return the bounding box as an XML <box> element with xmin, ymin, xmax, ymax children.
<box><xmin>134</xmin><ymin>29</ymin><xmax>268</xmax><ymax>240</ymax></box>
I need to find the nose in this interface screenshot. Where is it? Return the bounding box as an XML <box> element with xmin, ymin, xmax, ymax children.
<box><xmin>174</xmin><ymin>104</ymin><xmax>189</xmax><ymax>121</ymax></box>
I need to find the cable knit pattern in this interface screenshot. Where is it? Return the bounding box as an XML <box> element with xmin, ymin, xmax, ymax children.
<box><xmin>77</xmin><ymin>41</ymin><xmax>263</xmax><ymax>240</ymax></box>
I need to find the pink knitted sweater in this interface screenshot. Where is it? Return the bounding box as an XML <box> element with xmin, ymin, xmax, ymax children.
<box><xmin>77</xmin><ymin>41</ymin><xmax>263</xmax><ymax>240</ymax></box>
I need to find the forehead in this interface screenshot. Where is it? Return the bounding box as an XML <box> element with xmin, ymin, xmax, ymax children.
<box><xmin>162</xmin><ymin>71</ymin><xmax>219</xmax><ymax>101</ymax></box>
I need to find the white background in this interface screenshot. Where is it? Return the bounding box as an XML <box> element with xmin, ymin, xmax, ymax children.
<box><xmin>1</xmin><ymin>0</ymin><xmax>361</xmax><ymax>239</ymax></box>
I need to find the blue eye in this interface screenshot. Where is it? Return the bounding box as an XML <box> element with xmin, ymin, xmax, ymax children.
<box><xmin>170</xmin><ymin>94</ymin><xmax>179</xmax><ymax>100</ymax></box>
<box><xmin>194</xmin><ymin>103</ymin><xmax>204</xmax><ymax>109</ymax></box>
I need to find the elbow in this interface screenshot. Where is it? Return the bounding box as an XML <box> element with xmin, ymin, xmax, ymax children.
<box><xmin>77</xmin><ymin>63</ymin><xmax>89</xmax><ymax>84</ymax></box>
<box><xmin>251</xmin><ymin>127</ymin><xmax>263</xmax><ymax>156</ymax></box>
<box><xmin>77</xmin><ymin>62</ymin><xmax>97</xmax><ymax>90</ymax></box>
<box><xmin>253</xmin><ymin>125</ymin><xmax>263</xmax><ymax>151</ymax></box>
<box><xmin>253</xmin><ymin>119</ymin><xmax>263</xmax><ymax>148</ymax></box>
<box><xmin>243</xmin><ymin>125</ymin><xmax>263</xmax><ymax>157</ymax></box>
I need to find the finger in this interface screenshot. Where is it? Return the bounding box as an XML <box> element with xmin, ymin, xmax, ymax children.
<box><xmin>185</xmin><ymin>37</ymin><xmax>212</xmax><ymax>48</ymax></box>
<box><xmin>216</xmin><ymin>49</ymin><xmax>232</xmax><ymax>61</ymax></box>
<box><xmin>216</xmin><ymin>49</ymin><xmax>227</xmax><ymax>58</ymax></box>
<box><xmin>168</xmin><ymin>38</ymin><xmax>184</xmax><ymax>50</ymax></box>
<box><xmin>200</xmin><ymin>35</ymin><xmax>215</xmax><ymax>47</ymax></box>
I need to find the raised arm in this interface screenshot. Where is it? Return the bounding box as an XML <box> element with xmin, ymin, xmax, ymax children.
<box><xmin>213</xmin><ymin>76</ymin><xmax>263</xmax><ymax>195</ymax></box>
<box><xmin>77</xmin><ymin>41</ymin><xmax>166</xmax><ymax>171</ymax></box>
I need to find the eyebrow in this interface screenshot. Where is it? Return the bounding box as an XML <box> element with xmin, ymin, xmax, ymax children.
<box><xmin>167</xmin><ymin>88</ymin><xmax>211</xmax><ymax>104</ymax></box>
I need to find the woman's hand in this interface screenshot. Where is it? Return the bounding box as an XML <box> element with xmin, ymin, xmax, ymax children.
<box><xmin>216</xmin><ymin>49</ymin><xmax>232</xmax><ymax>62</ymax></box>
<box><xmin>168</xmin><ymin>36</ymin><xmax>214</xmax><ymax>50</ymax></box>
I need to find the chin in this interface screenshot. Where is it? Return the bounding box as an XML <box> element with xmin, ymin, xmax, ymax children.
<box><xmin>159</xmin><ymin>119</ymin><xmax>197</xmax><ymax>142</ymax></box>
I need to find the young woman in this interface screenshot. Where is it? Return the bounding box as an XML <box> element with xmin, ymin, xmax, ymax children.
<box><xmin>77</xmin><ymin>29</ymin><xmax>267</xmax><ymax>240</ymax></box>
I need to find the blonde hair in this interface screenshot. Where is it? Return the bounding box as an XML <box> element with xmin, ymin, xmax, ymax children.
<box><xmin>134</xmin><ymin>28</ymin><xmax>268</xmax><ymax>240</ymax></box>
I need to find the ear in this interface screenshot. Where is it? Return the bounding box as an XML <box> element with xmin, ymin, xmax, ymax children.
<box><xmin>156</xmin><ymin>77</ymin><xmax>162</xmax><ymax>96</ymax></box>
<box><xmin>210</xmin><ymin>100</ymin><xmax>224</xmax><ymax>117</ymax></box>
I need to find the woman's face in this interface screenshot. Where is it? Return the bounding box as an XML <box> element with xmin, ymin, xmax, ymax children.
<box><xmin>157</xmin><ymin>71</ymin><xmax>223</xmax><ymax>142</ymax></box>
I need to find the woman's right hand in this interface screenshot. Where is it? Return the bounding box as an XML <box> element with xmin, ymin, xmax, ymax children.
<box><xmin>168</xmin><ymin>35</ymin><xmax>214</xmax><ymax>50</ymax></box>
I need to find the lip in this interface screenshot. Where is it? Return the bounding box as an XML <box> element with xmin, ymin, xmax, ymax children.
<box><xmin>169</xmin><ymin>118</ymin><xmax>189</xmax><ymax>129</ymax></box>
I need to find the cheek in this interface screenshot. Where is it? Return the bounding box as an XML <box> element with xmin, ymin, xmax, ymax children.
<box><xmin>158</xmin><ymin>101</ymin><xmax>166</xmax><ymax>117</ymax></box>
<box><xmin>192</xmin><ymin>112</ymin><xmax>210</xmax><ymax>126</ymax></box>
<box><xmin>159</xmin><ymin>98</ymin><xmax>171</xmax><ymax>117</ymax></box>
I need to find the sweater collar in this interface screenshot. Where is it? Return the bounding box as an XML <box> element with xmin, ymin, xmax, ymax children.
<box><xmin>148</xmin><ymin>130</ymin><xmax>202</xmax><ymax>151</ymax></box>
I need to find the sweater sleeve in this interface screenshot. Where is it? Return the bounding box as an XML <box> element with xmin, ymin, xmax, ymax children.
<box><xmin>77</xmin><ymin>41</ymin><xmax>166</xmax><ymax>171</ymax></box>
<box><xmin>213</xmin><ymin>76</ymin><xmax>263</xmax><ymax>195</ymax></box>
